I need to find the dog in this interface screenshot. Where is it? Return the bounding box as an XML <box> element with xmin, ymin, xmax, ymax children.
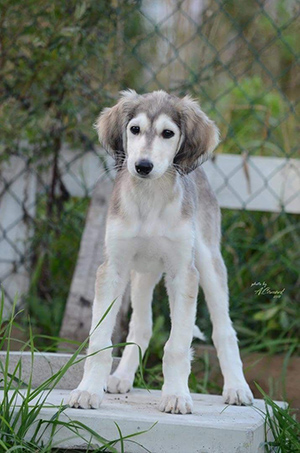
<box><xmin>68</xmin><ymin>90</ymin><xmax>253</xmax><ymax>414</ymax></box>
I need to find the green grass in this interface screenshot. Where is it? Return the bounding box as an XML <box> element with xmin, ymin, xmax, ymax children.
<box><xmin>0</xmin><ymin>293</ymin><xmax>153</xmax><ymax>452</ymax></box>
<box><xmin>256</xmin><ymin>384</ymin><xmax>300</xmax><ymax>453</ymax></box>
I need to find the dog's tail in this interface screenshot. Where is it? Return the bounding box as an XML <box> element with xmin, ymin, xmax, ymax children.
<box><xmin>193</xmin><ymin>325</ymin><xmax>206</xmax><ymax>341</ymax></box>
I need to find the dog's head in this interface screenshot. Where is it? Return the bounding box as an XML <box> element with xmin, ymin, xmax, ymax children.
<box><xmin>95</xmin><ymin>90</ymin><xmax>219</xmax><ymax>179</ymax></box>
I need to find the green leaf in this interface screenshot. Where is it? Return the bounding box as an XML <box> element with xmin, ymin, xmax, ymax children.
<box><xmin>253</xmin><ymin>306</ymin><xmax>281</xmax><ymax>321</ymax></box>
<box><xmin>75</xmin><ymin>2</ymin><xmax>87</xmax><ymax>20</ymax></box>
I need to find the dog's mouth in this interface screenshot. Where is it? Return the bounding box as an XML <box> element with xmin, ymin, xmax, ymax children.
<box><xmin>134</xmin><ymin>173</ymin><xmax>152</xmax><ymax>179</ymax></box>
<box><xmin>131</xmin><ymin>167</ymin><xmax>168</xmax><ymax>181</ymax></box>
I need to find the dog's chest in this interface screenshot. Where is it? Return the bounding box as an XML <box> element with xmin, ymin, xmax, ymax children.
<box><xmin>106</xmin><ymin>181</ymin><xmax>194</xmax><ymax>272</ymax></box>
<box><xmin>107</xmin><ymin>213</ymin><xmax>192</xmax><ymax>274</ymax></box>
<box><xmin>131</xmin><ymin>236</ymin><xmax>167</xmax><ymax>272</ymax></box>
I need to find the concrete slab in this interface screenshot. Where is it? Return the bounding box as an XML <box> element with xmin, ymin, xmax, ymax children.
<box><xmin>1</xmin><ymin>387</ymin><xmax>278</xmax><ymax>453</ymax></box>
<box><xmin>0</xmin><ymin>351</ymin><xmax>119</xmax><ymax>389</ymax></box>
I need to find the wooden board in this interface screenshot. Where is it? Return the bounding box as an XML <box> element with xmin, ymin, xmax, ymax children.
<box><xmin>59</xmin><ymin>175</ymin><xmax>130</xmax><ymax>347</ymax></box>
<box><xmin>204</xmin><ymin>154</ymin><xmax>300</xmax><ymax>214</ymax></box>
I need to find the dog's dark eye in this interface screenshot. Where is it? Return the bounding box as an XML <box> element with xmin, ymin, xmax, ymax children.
<box><xmin>130</xmin><ymin>126</ymin><xmax>140</xmax><ymax>135</ymax></box>
<box><xmin>162</xmin><ymin>129</ymin><xmax>174</xmax><ymax>139</ymax></box>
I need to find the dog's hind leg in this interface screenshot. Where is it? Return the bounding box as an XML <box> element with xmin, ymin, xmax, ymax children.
<box><xmin>107</xmin><ymin>270</ymin><xmax>162</xmax><ymax>394</ymax></box>
<box><xmin>196</xmin><ymin>242</ymin><xmax>253</xmax><ymax>406</ymax></box>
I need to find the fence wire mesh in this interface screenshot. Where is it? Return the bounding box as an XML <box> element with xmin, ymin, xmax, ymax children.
<box><xmin>0</xmin><ymin>0</ymin><xmax>299</xmax><ymax>351</ymax></box>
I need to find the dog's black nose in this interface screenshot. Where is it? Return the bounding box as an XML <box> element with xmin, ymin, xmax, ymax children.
<box><xmin>135</xmin><ymin>159</ymin><xmax>153</xmax><ymax>176</ymax></box>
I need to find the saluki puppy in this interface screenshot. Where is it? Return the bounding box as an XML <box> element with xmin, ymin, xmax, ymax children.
<box><xmin>69</xmin><ymin>90</ymin><xmax>253</xmax><ymax>414</ymax></box>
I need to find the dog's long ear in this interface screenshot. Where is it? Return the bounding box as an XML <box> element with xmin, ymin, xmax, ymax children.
<box><xmin>174</xmin><ymin>96</ymin><xmax>219</xmax><ymax>174</ymax></box>
<box><xmin>95</xmin><ymin>89</ymin><xmax>139</xmax><ymax>167</ymax></box>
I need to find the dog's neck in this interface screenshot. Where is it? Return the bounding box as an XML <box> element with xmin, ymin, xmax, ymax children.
<box><xmin>117</xmin><ymin>166</ymin><xmax>183</xmax><ymax>221</ymax></box>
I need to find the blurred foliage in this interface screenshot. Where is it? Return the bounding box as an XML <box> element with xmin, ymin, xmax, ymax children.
<box><xmin>215</xmin><ymin>209</ymin><xmax>299</xmax><ymax>353</ymax></box>
<box><xmin>0</xmin><ymin>0</ymin><xmax>143</xmax><ymax>160</ymax></box>
<box><xmin>176</xmin><ymin>0</ymin><xmax>299</xmax><ymax>158</ymax></box>
<box><xmin>216</xmin><ymin>76</ymin><xmax>297</xmax><ymax>157</ymax></box>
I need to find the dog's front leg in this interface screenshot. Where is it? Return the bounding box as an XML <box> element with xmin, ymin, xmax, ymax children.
<box><xmin>107</xmin><ymin>270</ymin><xmax>162</xmax><ymax>394</ymax></box>
<box><xmin>159</xmin><ymin>265</ymin><xmax>199</xmax><ymax>414</ymax></box>
<box><xmin>68</xmin><ymin>261</ymin><xmax>129</xmax><ymax>409</ymax></box>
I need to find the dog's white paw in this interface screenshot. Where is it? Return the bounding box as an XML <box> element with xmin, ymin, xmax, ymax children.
<box><xmin>68</xmin><ymin>388</ymin><xmax>104</xmax><ymax>409</ymax></box>
<box><xmin>222</xmin><ymin>384</ymin><xmax>253</xmax><ymax>406</ymax></box>
<box><xmin>159</xmin><ymin>393</ymin><xmax>193</xmax><ymax>414</ymax></box>
<box><xmin>106</xmin><ymin>375</ymin><xmax>133</xmax><ymax>394</ymax></box>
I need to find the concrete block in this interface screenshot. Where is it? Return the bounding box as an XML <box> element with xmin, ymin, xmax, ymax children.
<box><xmin>0</xmin><ymin>352</ymin><xmax>284</xmax><ymax>452</ymax></box>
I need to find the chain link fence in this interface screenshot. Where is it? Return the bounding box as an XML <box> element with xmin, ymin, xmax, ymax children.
<box><xmin>0</xmin><ymin>0</ymin><xmax>299</xmax><ymax>351</ymax></box>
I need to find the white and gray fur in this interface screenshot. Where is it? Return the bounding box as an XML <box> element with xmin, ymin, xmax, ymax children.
<box><xmin>69</xmin><ymin>90</ymin><xmax>253</xmax><ymax>414</ymax></box>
